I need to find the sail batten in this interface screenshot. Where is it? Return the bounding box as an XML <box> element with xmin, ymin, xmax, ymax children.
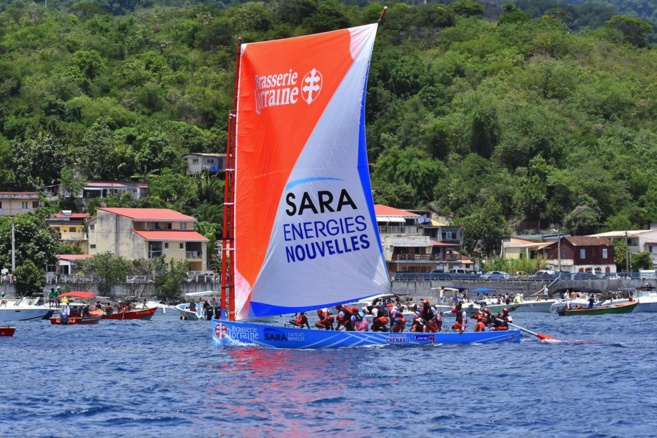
<box><xmin>231</xmin><ymin>24</ymin><xmax>389</xmax><ymax>320</ymax></box>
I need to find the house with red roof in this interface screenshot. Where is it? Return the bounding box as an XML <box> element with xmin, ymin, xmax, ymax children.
<box><xmin>374</xmin><ymin>205</ymin><xmax>466</xmax><ymax>274</ymax></box>
<box><xmin>87</xmin><ymin>208</ymin><xmax>208</xmax><ymax>272</ymax></box>
<box><xmin>0</xmin><ymin>191</ymin><xmax>41</xmax><ymax>216</ymax></box>
<box><xmin>544</xmin><ymin>236</ymin><xmax>615</xmax><ymax>275</ymax></box>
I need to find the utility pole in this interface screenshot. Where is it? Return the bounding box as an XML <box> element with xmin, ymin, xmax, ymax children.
<box><xmin>557</xmin><ymin>226</ymin><xmax>561</xmax><ymax>274</ymax></box>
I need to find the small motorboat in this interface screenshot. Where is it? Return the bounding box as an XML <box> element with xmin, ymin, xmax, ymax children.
<box><xmin>0</xmin><ymin>326</ymin><xmax>16</xmax><ymax>337</ymax></box>
<box><xmin>101</xmin><ymin>306</ymin><xmax>157</xmax><ymax>321</ymax></box>
<box><xmin>50</xmin><ymin>309</ymin><xmax>103</xmax><ymax>325</ymax></box>
<box><xmin>555</xmin><ymin>301</ymin><xmax>638</xmax><ymax>316</ymax></box>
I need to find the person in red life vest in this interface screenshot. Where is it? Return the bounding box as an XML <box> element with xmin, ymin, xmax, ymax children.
<box><xmin>471</xmin><ymin>309</ymin><xmax>487</xmax><ymax>332</ymax></box>
<box><xmin>351</xmin><ymin>306</ymin><xmax>369</xmax><ymax>331</ymax></box>
<box><xmin>335</xmin><ymin>305</ymin><xmax>355</xmax><ymax>331</ymax></box>
<box><xmin>451</xmin><ymin>303</ymin><xmax>467</xmax><ymax>333</ymax></box>
<box><xmin>434</xmin><ymin>311</ymin><xmax>443</xmax><ymax>332</ymax></box>
<box><xmin>390</xmin><ymin>307</ymin><xmax>406</xmax><ymax>332</ymax></box>
<box><xmin>370</xmin><ymin>305</ymin><xmax>389</xmax><ymax>332</ymax></box>
<box><xmin>491</xmin><ymin>308</ymin><xmax>511</xmax><ymax>330</ymax></box>
<box><xmin>289</xmin><ymin>312</ymin><xmax>310</xmax><ymax>329</ymax></box>
<box><xmin>315</xmin><ymin>308</ymin><xmax>335</xmax><ymax>330</ymax></box>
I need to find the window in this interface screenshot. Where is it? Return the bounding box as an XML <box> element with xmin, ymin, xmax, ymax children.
<box><xmin>579</xmin><ymin>249</ymin><xmax>586</xmax><ymax>259</ymax></box>
<box><xmin>602</xmin><ymin>248</ymin><xmax>608</xmax><ymax>259</ymax></box>
<box><xmin>90</xmin><ymin>225</ymin><xmax>95</xmax><ymax>231</ymax></box>
<box><xmin>21</xmin><ymin>201</ymin><xmax>28</xmax><ymax>209</ymax></box>
<box><xmin>164</xmin><ymin>243</ymin><xmax>169</xmax><ymax>249</ymax></box>
<box><xmin>192</xmin><ymin>158</ymin><xmax>199</xmax><ymax>165</ymax></box>
<box><xmin>32</xmin><ymin>201</ymin><xmax>39</xmax><ymax>208</ymax></box>
<box><xmin>0</xmin><ymin>202</ymin><xmax>3</xmax><ymax>208</ymax></box>
<box><xmin>180</xmin><ymin>222</ymin><xmax>187</xmax><ymax>230</ymax></box>
<box><xmin>90</xmin><ymin>244</ymin><xmax>96</xmax><ymax>249</ymax></box>
<box><xmin>179</xmin><ymin>243</ymin><xmax>184</xmax><ymax>249</ymax></box>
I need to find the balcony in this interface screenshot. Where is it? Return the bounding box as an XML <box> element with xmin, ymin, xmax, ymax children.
<box><xmin>186</xmin><ymin>250</ymin><xmax>203</xmax><ymax>259</ymax></box>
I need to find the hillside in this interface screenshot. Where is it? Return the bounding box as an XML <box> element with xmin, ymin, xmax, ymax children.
<box><xmin>0</xmin><ymin>1</ymin><xmax>656</xmax><ymax>258</ymax></box>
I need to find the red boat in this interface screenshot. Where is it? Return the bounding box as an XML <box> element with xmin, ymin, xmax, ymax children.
<box><xmin>101</xmin><ymin>307</ymin><xmax>158</xmax><ymax>321</ymax></box>
<box><xmin>50</xmin><ymin>309</ymin><xmax>104</xmax><ymax>325</ymax></box>
<box><xmin>0</xmin><ymin>326</ymin><xmax>16</xmax><ymax>337</ymax></box>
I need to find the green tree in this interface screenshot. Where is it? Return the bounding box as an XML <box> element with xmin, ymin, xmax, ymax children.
<box><xmin>78</xmin><ymin>253</ymin><xmax>128</xmax><ymax>296</ymax></box>
<box><xmin>0</xmin><ymin>215</ymin><xmax>58</xmax><ymax>271</ymax></box>
<box><xmin>631</xmin><ymin>252</ymin><xmax>653</xmax><ymax>271</ymax></box>
<box><xmin>605</xmin><ymin>15</ymin><xmax>653</xmax><ymax>47</ymax></box>
<box><xmin>155</xmin><ymin>258</ymin><xmax>189</xmax><ymax>303</ymax></box>
<box><xmin>14</xmin><ymin>259</ymin><xmax>46</xmax><ymax>298</ymax></box>
<box><xmin>456</xmin><ymin>199</ymin><xmax>508</xmax><ymax>257</ymax></box>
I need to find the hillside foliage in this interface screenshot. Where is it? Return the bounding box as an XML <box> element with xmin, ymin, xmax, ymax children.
<box><xmin>1</xmin><ymin>0</ymin><xmax>656</xmax><ymax>258</ymax></box>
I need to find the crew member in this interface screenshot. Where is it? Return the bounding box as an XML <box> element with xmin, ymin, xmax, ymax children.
<box><xmin>315</xmin><ymin>308</ymin><xmax>334</xmax><ymax>330</ymax></box>
<box><xmin>335</xmin><ymin>305</ymin><xmax>355</xmax><ymax>331</ymax></box>
<box><xmin>390</xmin><ymin>307</ymin><xmax>406</xmax><ymax>332</ymax></box>
<box><xmin>289</xmin><ymin>312</ymin><xmax>310</xmax><ymax>329</ymax></box>
<box><xmin>471</xmin><ymin>309</ymin><xmax>487</xmax><ymax>332</ymax></box>
<box><xmin>492</xmin><ymin>308</ymin><xmax>511</xmax><ymax>330</ymax></box>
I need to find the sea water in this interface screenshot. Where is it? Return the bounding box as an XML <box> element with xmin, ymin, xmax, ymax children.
<box><xmin>1</xmin><ymin>311</ymin><xmax>656</xmax><ymax>437</ymax></box>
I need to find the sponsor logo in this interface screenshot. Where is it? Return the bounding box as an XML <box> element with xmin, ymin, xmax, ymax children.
<box><xmin>229</xmin><ymin>326</ymin><xmax>259</xmax><ymax>341</ymax></box>
<box><xmin>264</xmin><ymin>328</ymin><xmax>288</xmax><ymax>342</ymax></box>
<box><xmin>301</xmin><ymin>68</ymin><xmax>322</xmax><ymax>104</ymax></box>
<box><xmin>386</xmin><ymin>334</ymin><xmax>409</xmax><ymax>344</ymax></box>
<box><xmin>413</xmin><ymin>334</ymin><xmax>436</xmax><ymax>342</ymax></box>
<box><xmin>214</xmin><ymin>323</ymin><xmax>228</xmax><ymax>338</ymax></box>
<box><xmin>253</xmin><ymin>68</ymin><xmax>323</xmax><ymax>114</ymax></box>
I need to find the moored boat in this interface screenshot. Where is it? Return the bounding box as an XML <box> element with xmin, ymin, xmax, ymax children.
<box><xmin>101</xmin><ymin>306</ymin><xmax>157</xmax><ymax>321</ymax></box>
<box><xmin>555</xmin><ymin>301</ymin><xmax>638</xmax><ymax>316</ymax></box>
<box><xmin>50</xmin><ymin>310</ymin><xmax>103</xmax><ymax>325</ymax></box>
<box><xmin>512</xmin><ymin>299</ymin><xmax>557</xmax><ymax>313</ymax></box>
<box><xmin>0</xmin><ymin>326</ymin><xmax>16</xmax><ymax>336</ymax></box>
<box><xmin>0</xmin><ymin>296</ymin><xmax>55</xmax><ymax>322</ymax></box>
<box><xmin>630</xmin><ymin>285</ymin><xmax>657</xmax><ymax>312</ymax></box>
<box><xmin>210</xmin><ymin>20</ymin><xmax>523</xmax><ymax>348</ymax></box>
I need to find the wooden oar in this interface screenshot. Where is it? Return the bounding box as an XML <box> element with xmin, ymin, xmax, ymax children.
<box><xmin>507</xmin><ymin>322</ymin><xmax>559</xmax><ymax>341</ymax></box>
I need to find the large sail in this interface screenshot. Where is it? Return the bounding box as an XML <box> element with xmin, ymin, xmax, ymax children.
<box><xmin>232</xmin><ymin>24</ymin><xmax>389</xmax><ymax>320</ymax></box>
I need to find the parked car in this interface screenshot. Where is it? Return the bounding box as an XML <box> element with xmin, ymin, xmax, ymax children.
<box><xmin>533</xmin><ymin>270</ymin><xmax>556</xmax><ymax>282</ymax></box>
<box><xmin>573</xmin><ymin>272</ymin><xmax>599</xmax><ymax>280</ymax></box>
<box><xmin>481</xmin><ymin>271</ymin><xmax>508</xmax><ymax>281</ymax></box>
<box><xmin>428</xmin><ymin>270</ymin><xmax>453</xmax><ymax>280</ymax></box>
<box><xmin>507</xmin><ymin>271</ymin><xmax>531</xmax><ymax>281</ymax></box>
<box><xmin>449</xmin><ymin>268</ymin><xmax>478</xmax><ymax>280</ymax></box>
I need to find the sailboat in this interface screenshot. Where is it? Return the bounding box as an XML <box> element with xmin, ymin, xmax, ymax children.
<box><xmin>211</xmin><ymin>17</ymin><xmax>521</xmax><ymax>348</ymax></box>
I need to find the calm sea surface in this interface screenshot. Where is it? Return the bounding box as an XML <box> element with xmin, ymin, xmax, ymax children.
<box><xmin>1</xmin><ymin>310</ymin><xmax>656</xmax><ymax>438</ymax></box>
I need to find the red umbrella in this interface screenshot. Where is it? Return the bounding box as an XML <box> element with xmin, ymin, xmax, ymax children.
<box><xmin>57</xmin><ymin>291</ymin><xmax>96</xmax><ymax>300</ymax></box>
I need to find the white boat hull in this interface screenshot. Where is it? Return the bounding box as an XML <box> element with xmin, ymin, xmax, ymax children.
<box><xmin>512</xmin><ymin>300</ymin><xmax>556</xmax><ymax>313</ymax></box>
<box><xmin>0</xmin><ymin>307</ymin><xmax>54</xmax><ymax>321</ymax></box>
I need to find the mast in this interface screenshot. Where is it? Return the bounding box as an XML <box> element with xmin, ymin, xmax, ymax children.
<box><xmin>221</xmin><ymin>38</ymin><xmax>242</xmax><ymax>321</ymax></box>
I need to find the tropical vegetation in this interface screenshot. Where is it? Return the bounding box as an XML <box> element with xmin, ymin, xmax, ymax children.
<box><xmin>1</xmin><ymin>0</ymin><xmax>656</xmax><ymax>268</ymax></box>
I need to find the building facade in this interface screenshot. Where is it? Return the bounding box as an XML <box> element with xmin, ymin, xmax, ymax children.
<box><xmin>87</xmin><ymin>208</ymin><xmax>208</xmax><ymax>272</ymax></box>
<box><xmin>0</xmin><ymin>192</ymin><xmax>40</xmax><ymax>216</ymax></box>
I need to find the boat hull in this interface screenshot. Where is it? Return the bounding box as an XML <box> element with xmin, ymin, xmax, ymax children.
<box><xmin>0</xmin><ymin>308</ymin><xmax>54</xmax><ymax>322</ymax></box>
<box><xmin>50</xmin><ymin>315</ymin><xmax>101</xmax><ymax>325</ymax></box>
<box><xmin>512</xmin><ymin>300</ymin><xmax>556</xmax><ymax>313</ymax></box>
<box><xmin>556</xmin><ymin>301</ymin><xmax>638</xmax><ymax>316</ymax></box>
<box><xmin>0</xmin><ymin>326</ymin><xmax>15</xmax><ymax>337</ymax></box>
<box><xmin>101</xmin><ymin>307</ymin><xmax>157</xmax><ymax>321</ymax></box>
<box><xmin>211</xmin><ymin>319</ymin><xmax>521</xmax><ymax>348</ymax></box>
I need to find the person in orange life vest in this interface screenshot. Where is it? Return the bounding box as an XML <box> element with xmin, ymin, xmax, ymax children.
<box><xmin>370</xmin><ymin>305</ymin><xmax>389</xmax><ymax>332</ymax></box>
<box><xmin>492</xmin><ymin>308</ymin><xmax>511</xmax><ymax>330</ymax></box>
<box><xmin>289</xmin><ymin>312</ymin><xmax>310</xmax><ymax>329</ymax></box>
<box><xmin>471</xmin><ymin>309</ymin><xmax>487</xmax><ymax>332</ymax></box>
<box><xmin>419</xmin><ymin>300</ymin><xmax>438</xmax><ymax>332</ymax></box>
<box><xmin>481</xmin><ymin>308</ymin><xmax>493</xmax><ymax>328</ymax></box>
<box><xmin>409</xmin><ymin>310</ymin><xmax>424</xmax><ymax>332</ymax></box>
<box><xmin>335</xmin><ymin>305</ymin><xmax>355</xmax><ymax>331</ymax></box>
<box><xmin>315</xmin><ymin>308</ymin><xmax>335</xmax><ymax>330</ymax></box>
<box><xmin>390</xmin><ymin>308</ymin><xmax>406</xmax><ymax>332</ymax></box>
<box><xmin>434</xmin><ymin>311</ymin><xmax>443</xmax><ymax>331</ymax></box>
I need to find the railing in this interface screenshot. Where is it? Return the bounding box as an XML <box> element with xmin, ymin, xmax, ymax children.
<box><xmin>186</xmin><ymin>250</ymin><xmax>203</xmax><ymax>259</ymax></box>
<box><xmin>392</xmin><ymin>254</ymin><xmax>461</xmax><ymax>262</ymax></box>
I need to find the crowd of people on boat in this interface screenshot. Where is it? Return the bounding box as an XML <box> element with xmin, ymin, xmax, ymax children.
<box><xmin>287</xmin><ymin>297</ymin><xmax>513</xmax><ymax>334</ymax></box>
